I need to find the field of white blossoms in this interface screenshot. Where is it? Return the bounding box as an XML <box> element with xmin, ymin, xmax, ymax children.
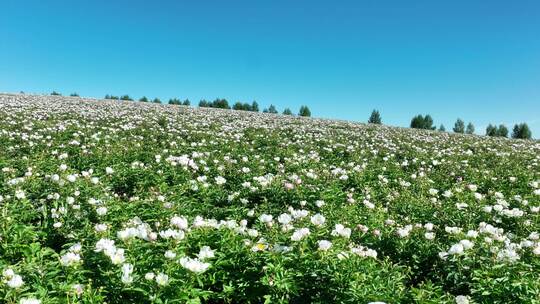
<box><xmin>0</xmin><ymin>93</ymin><xmax>539</xmax><ymax>304</ymax></box>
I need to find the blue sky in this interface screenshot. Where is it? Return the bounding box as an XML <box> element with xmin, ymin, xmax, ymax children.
<box><xmin>1</xmin><ymin>0</ymin><xmax>539</xmax><ymax>136</ymax></box>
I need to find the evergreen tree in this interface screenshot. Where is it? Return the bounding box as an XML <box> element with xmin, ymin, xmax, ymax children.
<box><xmin>423</xmin><ymin>115</ymin><xmax>435</xmax><ymax>130</ymax></box>
<box><xmin>283</xmin><ymin>108</ymin><xmax>293</xmax><ymax>115</ymax></box>
<box><xmin>453</xmin><ymin>118</ymin><xmax>465</xmax><ymax>133</ymax></box>
<box><xmin>368</xmin><ymin>110</ymin><xmax>382</xmax><ymax>124</ymax></box>
<box><xmin>410</xmin><ymin>115</ymin><xmax>424</xmax><ymax>129</ymax></box>
<box><xmin>438</xmin><ymin>124</ymin><xmax>446</xmax><ymax>132</ymax></box>
<box><xmin>152</xmin><ymin>97</ymin><xmax>161</xmax><ymax>103</ymax></box>
<box><xmin>70</xmin><ymin>93</ymin><xmax>79</xmax><ymax>97</ymax></box>
<box><xmin>168</xmin><ymin>98</ymin><xmax>181</xmax><ymax>105</ymax></box>
<box><xmin>139</xmin><ymin>96</ymin><xmax>149</xmax><ymax>102</ymax></box>
<box><xmin>268</xmin><ymin>105</ymin><xmax>278</xmax><ymax>114</ymax></box>
<box><xmin>104</xmin><ymin>94</ymin><xmax>111</xmax><ymax>99</ymax></box>
<box><xmin>486</xmin><ymin>124</ymin><xmax>497</xmax><ymax>136</ymax></box>
<box><xmin>51</xmin><ymin>91</ymin><xmax>61</xmax><ymax>96</ymax></box>
<box><xmin>496</xmin><ymin>124</ymin><xmax>508</xmax><ymax>138</ymax></box>
<box><xmin>466</xmin><ymin>122</ymin><xmax>475</xmax><ymax>134</ymax></box>
<box><xmin>182</xmin><ymin>99</ymin><xmax>190</xmax><ymax>106</ymax></box>
<box><xmin>251</xmin><ymin>101</ymin><xmax>259</xmax><ymax>112</ymax></box>
<box><xmin>199</xmin><ymin>99</ymin><xmax>209</xmax><ymax>107</ymax></box>
<box><xmin>233</xmin><ymin>102</ymin><xmax>244</xmax><ymax>110</ymax></box>
<box><xmin>299</xmin><ymin>105</ymin><xmax>311</xmax><ymax>117</ymax></box>
<box><xmin>120</xmin><ymin>95</ymin><xmax>133</xmax><ymax>101</ymax></box>
<box><xmin>512</xmin><ymin>123</ymin><xmax>532</xmax><ymax>139</ymax></box>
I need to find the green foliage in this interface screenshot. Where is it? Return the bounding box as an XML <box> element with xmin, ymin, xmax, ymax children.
<box><xmin>50</xmin><ymin>91</ymin><xmax>62</xmax><ymax>96</ymax></box>
<box><xmin>282</xmin><ymin>108</ymin><xmax>293</xmax><ymax>115</ymax></box>
<box><xmin>438</xmin><ymin>124</ymin><xmax>446</xmax><ymax>132</ymax></box>
<box><xmin>298</xmin><ymin>105</ymin><xmax>311</xmax><ymax>117</ymax></box>
<box><xmin>152</xmin><ymin>97</ymin><xmax>161</xmax><ymax>104</ymax></box>
<box><xmin>70</xmin><ymin>93</ymin><xmax>79</xmax><ymax>97</ymax></box>
<box><xmin>496</xmin><ymin>124</ymin><xmax>508</xmax><ymax>138</ymax></box>
<box><xmin>512</xmin><ymin>123</ymin><xmax>532</xmax><ymax>139</ymax></box>
<box><xmin>120</xmin><ymin>95</ymin><xmax>133</xmax><ymax>101</ymax></box>
<box><xmin>264</xmin><ymin>105</ymin><xmax>279</xmax><ymax>114</ymax></box>
<box><xmin>183</xmin><ymin>99</ymin><xmax>191</xmax><ymax>106</ymax></box>
<box><xmin>410</xmin><ymin>114</ymin><xmax>435</xmax><ymax>130</ymax></box>
<box><xmin>0</xmin><ymin>93</ymin><xmax>538</xmax><ymax>303</ymax></box>
<box><xmin>139</xmin><ymin>96</ymin><xmax>149</xmax><ymax>102</ymax></box>
<box><xmin>465</xmin><ymin>122</ymin><xmax>475</xmax><ymax>134</ymax></box>
<box><xmin>486</xmin><ymin>124</ymin><xmax>497</xmax><ymax>137</ymax></box>
<box><xmin>453</xmin><ymin>119</ymin><xmax>465</xmax><ymax>133</ymax></box>
<box><xmin>368</xmin><ymin>110</ymin><xmax>382</xmax><ymax>124</ymax></box>
<box><xmin>168</xmin><ymin>98</ymin><xmax>182</xmax><ymax>105</ymax></box>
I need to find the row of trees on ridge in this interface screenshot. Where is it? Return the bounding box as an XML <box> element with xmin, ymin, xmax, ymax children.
<box><xmin>368</xmin><ymin>110</ymin><xmax>532</xmax><ymax>139</ymax></box>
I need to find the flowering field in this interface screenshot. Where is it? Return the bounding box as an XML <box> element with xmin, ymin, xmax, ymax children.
<box><xmin>0</xmin><ymin>93</ymin><xmax>539</xmax><ymax>304</ymax></box>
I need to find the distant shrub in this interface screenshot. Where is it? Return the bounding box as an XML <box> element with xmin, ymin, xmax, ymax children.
<box><xmin>438</xmin><ymin>124</ymin><xmax>446</xmax><ymax>132</ymax></box>
<box><xmin>182</xmin><ymin>99</ymin><xmax>191</xmax><ymax>106</ymax></box>
<box><xmin>70</xmin><ymin>93</ymin><xmax>79</xmax><ymax>97</ymax></box>
<box><xmin>139</xmin><ymin>96</ymin><xmax>149</xmax><ymax>102</ymax></box>
<box><xmin>283</xmin><ymin>108</ymin><xmax>293</xmax><ymax>115</ymax></box>
<box><xmin>120</xmin><ymin>95</ymin><xmax>133</xmax><ymax>101</ymax></box>
<box><xmin>51</xmin><ymin>91</ymin><xmax>62</xmax><ymax>96</ymax></box>
<box><xmin>152</xmin><ymin>98</ymin><xmax>161</xmax><ymax>104</ymax></box>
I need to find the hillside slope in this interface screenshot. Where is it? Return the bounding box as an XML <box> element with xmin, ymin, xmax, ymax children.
<box><xmin>0</xmin><ymin>93</ymin><xmax>539</xmax><ymax>303</ymax></box>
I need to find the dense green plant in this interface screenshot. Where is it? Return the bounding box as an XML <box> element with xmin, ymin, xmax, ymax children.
<box><xmin>368</xmin><ymin>110</ymin><xmax>382</xmax><ymax>124</ymax></box>
<box><xmin>0</xmin><ymin>93</ymin><xmax>538</xmax><ymax>303</ymax></box>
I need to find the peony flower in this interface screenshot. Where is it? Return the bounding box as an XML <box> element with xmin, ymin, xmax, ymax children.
<box><xmin>310</xmin><ymin>213</ymin><xmax>326</xmax><ymax>227</ymax></box>
<box><xmin>317</xmin><ymin>240</ymin><xmax>332</xmax><ymax>251</ymax></box>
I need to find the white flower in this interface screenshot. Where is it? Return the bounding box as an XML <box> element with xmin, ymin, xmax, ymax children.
<box><xmin>215</xmin><ymin>176</ymin><xmax>226</xmax><ymax>185</ymax></box>
<box><xmin>60</xmin><ymin>252</ymin><xmax>81</xmax><ymax>266</ymax></box>
<box><xmin>7</xmin><ymin>274</ymin><xmax>24</xmax><ymax>288</ymax></box>
<box><xmin>20</xmin><ymin>298</ymin><xmax>41</xmax><ymax>304</ymax></box>
<box><xmin>94</xmin><ymin>223</ymin><xmax>108</xmax><ymax>232</ymax></box>
<box><xmin>197</xmin><ymin>246</ymin><xmax>215</xmax><ymax>260</ymax></box>
<box><xmin>455</xmin><ymin>295</ymin><xmax>469</xmax><ymax>304</ymax></box>
<box><xmin>291</xmin><ymin>228</ymin><xmax>311</xmax><ymax>241</ymax></box>
<box><xmin>179</xmin><ymin>257</ymin><xmax>210</xmax><ymax>273</ymax></box>
<box><xmin>310</xmin><ymin>213</ymin><xmax>326</xmax><ymax>227</ymax></box>
<box><xmin>96</xmin><ymin>207</ymin><xmax>107</xmax><ymax>216</ymax></box>
<box><xmin>170</xmin><ymin>216</ymin><xmax>189</xmax><ymax>230</ymax></box>
<box><xmin>2</xmin><ymin>268</ymin><xmax>15</xmax><ymax>278</ymax></box>
<box><xmin>425</xmin><ymin>232</ymin><xmax>435</xmax><ymax>240</ymax></box>
<box><xmin>72</xmin><ymin>284</ymin><xmax>84</xmax><ymax>296</ymax></box>
<box><xmin>155</xmin><ymin>273</ymin><xmax>169</xmax><ymax>286</ymax></box>
<box><xmin>315</xmin><ymin>200</ymin><xmax>325</xmax><ymax>208</ymax></box>
<box><xmin>448</xmin><ymin>243</ymin><xmax>464</xmax><ymax>255</ymax></box>
<box><xmin>277</xmin><ymin>213</ymin><xmax>292</xmax><ymax>225</ymax></box>
<box><xmin>15</xmin><ymin>189</ymin><xmax>26</xmax><ymax>199</ymax></box>
<box><xmin>258</xmin><ymin>214</ymin><xmax>273</xmax><ymax>224</ymax></box>
<box><xmin>105</xmin><ymin>167</ymin><xmax>114</xmax><ymax>174</ymax></box>
<box><xmin>164</xmin><ymin>250</ymin><xmax>177</xmax><ymax>259</ymax></box>
<box><xmin>145</xmin><ymin>272</ymin><xmax>155</xmax><ymax>280</ymax></box>
<box><xmin>459</xmin><ymin>239</ymin><xmax>474</xmax><ymax>250</ymax></box>
<box><xmin>331</xmin><ymin>224</ymin><xmax>351</xmax><ymax>238</ymax></box>
<box><xmin>121</xmin><ymin>263</ymin><xmax>134</xmax><ymax>284</ymax></box>
<box><xmin>317</xmin><ymin>240</ymin><xmax>332</xmax><ymax>251</ymax></box>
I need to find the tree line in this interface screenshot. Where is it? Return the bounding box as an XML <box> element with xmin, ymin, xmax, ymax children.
<box><xmin>368</xmin><ymin>110</ymin><xmax>532</xmax><ymax>139</ymax></box>
<box><xmin>52</xmin><ymin>91</ymin><xmax>312</xmax><ymax>117</ymax></box>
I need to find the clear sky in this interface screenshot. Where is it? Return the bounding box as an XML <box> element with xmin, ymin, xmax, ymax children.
<box><xmin>1</xmin><ymin>0</ymin><xmax>539</xmax><ymax>137</ymax></box>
